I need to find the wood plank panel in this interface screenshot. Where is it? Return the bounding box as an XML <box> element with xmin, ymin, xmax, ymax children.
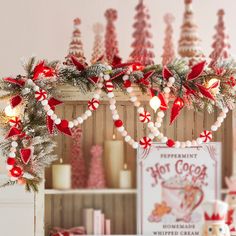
<box><xmin>114</xmin><ymin>195</ymin><xmax>124</xmax><ymax>234</ymax></box>
<box><xmin>73</xmin><ymin>195</ymin><xmax>84</xmax><ymax>226</ymax></box>
<box><xmin>124</xmin><ymin>194</ymin><xmax>136</xmax><ymax>234</ymax></box>
<box><xmin>103</xmin><ymin>194</ymin><xmax>114</xmax><ymax>233</ymax></box>
<box><xmin>52</xmin><ymin>195</ymin><xmax>62</xmax><ymax>227</ymax></box>
<box><xmin>80</xmin><ymin>104</ymin><xmax>92</xmax><ymax>169</ymax></box>
<box><xmin>62</xmin><ymin>195</ymin><xmax>74</xmax><ymax>228</ymax></box>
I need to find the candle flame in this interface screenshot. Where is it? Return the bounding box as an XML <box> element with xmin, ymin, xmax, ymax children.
<box><xmin>124</xmin><ymin>163</ymin><xmax>128</xmax><ymax>170</ymax></box>
<box><xmin>59</xmin><ymin>158</ymin><xmax>63</xmax><ymax>164</ymax></box>
<box><xmin>112</xmin><ymin>134</ymin><xmax>116</xmax><ymax>140</ymax></box>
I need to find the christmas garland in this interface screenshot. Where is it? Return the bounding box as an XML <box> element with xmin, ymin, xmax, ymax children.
<box><xmin>0</xmin><ymin>56</ymin><xmax>236</xmax><ymax>191</ymax></box>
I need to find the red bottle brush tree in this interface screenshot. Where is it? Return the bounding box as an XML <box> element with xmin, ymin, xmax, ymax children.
<box><xmin>91</xmin><ymin>23</ymin><xmax>104</xmax><ymax>64</ymax></box>
<box><xmin>104</xmin><ymin>9</ymin><xmax>120</xmax><ymax>64</ymax></box>
<box><xmin>65</xmin><ymin>18</ymin><xmax>87</xmax><ymax>66</ymax></box>
<box><xmin>129</xmin><ymin>0</ymin><xmax>155</xmax><ymax>66</ymax></box>
<box><xmin>162</xmin><ymin>13</ymin><xmax>175</xmax><ymax>65</ymax></box>
<box><xmin>178</xmin><ymin>0</ymin><xmax>204</xmax><ymax>64</ymax></box>
<box><xmin>209</xmin><ymin>9</ymin><xmax>231</xmax><ymax>68</ymax></box>
<box><xmin>70</xmin><ymin>128</ymin><xmax>86</xmax><ymax>188</ymax></box>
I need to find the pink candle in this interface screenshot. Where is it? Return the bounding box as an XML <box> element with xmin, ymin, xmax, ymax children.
<box><xmin>105</xmin><ymin>219</ymin><xmax>111</xmax><ymax>235</ymax></box>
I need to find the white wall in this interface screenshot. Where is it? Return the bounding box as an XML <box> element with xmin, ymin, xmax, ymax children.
<box><xmin>0</xmin><ymin>0</ymin><xmax>235</xmax><ymax>77</ymax></box>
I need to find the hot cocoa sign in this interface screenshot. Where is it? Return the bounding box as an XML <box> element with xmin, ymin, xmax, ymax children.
<box><xmin>137</xmin><ymin>143</ymin><xmax>221</xmax><ymax>235</ymax></box>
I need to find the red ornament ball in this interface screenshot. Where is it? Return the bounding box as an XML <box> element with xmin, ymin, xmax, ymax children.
<box><xmin>124</xmin><ymin>80</ymin><xmax>131</xmax><ymax>88</ymax></box>
<box><xmin>10</xmin><ymin>166</ymin><xmax>23</xmax><ymax>178</ymax></box>
<box><xmin>114</xmin><ymin>119</ymin><xmax>123</xmax><ymax>128</ymax></box>
<box><xmin>7</xmin><ymin>157</ymin><xmax>16</xmax><ymax>165</ymax></box>
<box><xmin>166</xmin><ymin>139</ymin><xmax>175</xmax><ymax>147</ymax></box>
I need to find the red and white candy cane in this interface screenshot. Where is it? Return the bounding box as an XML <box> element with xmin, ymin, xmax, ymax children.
<box><xmin>88</xmin><ymin>98</ymin><xmax>100</xmax><ymax>111</ymax></box>
<box><xmin>35</xmin><ymin>89</ymin><xmax>47</xmax><ymax>101</ymax></box>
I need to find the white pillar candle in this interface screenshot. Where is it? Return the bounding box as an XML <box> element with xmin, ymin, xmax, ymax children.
<box><xmin>104</xmin><ymin>136</ymin><xmax>124</xmax><ymax>188</ymax></box>
<box><xmin>52</xmin><ymin>161</ymin><xmax>71</xmax><ymax>189</ymax></box>
<box><xmin>119</xmin><ymin>164</ymin><xmax>132</xmax><ymax>189</ymax></box>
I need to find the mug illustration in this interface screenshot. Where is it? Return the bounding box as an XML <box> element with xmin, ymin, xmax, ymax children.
<box><xmin>149</xmin><ymin>176</ymin><xmax>204</xmax><ymax>223</ymax></box>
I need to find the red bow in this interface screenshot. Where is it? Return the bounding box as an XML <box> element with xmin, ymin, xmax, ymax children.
<box><xmin>46</xmin><ymin>98</ymin><xmax>63</xmax><ymax>135</ymax></box>
<box><xmin>3</xmin><ymin>77</ymin><xmax>25</xmax><ymax>87</ymax></box>
<box><xmin>138</xmin><ymin>71</ymin><xmax>154</xmax><ymax>86</ymax></box>
<box><xmin>10</xmin><ymin>95</ymin><xmax>23</xmax><ymax>108</ymax></box>
<box><xmin>5</xmin><ymin>126</ymin><xmax>31</xmax><ymax>140</ymax></box>
<box><xmin>33</xmin><ymin>61</ymin><xmax>55</xmax><ymax>80</ymax></box>
<box><xmin>5</xmin><ymin>127</ymin><xmax>22</xmax><ymax>139</ymax></box>
<box><xmin>70</xmin><ymin>56</ymin><xmax>86</xmax><ymax>71</ymax></box>
<box><xmin>46</xmin><ymin>98</ymin><xmax>71</xmax><ymax>136</ymax></box>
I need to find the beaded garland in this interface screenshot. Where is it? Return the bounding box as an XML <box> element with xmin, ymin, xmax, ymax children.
<box><xmin>2</xmin><ymin>57</ymin><xmax>236</xmax><ymax>190</ymax></box>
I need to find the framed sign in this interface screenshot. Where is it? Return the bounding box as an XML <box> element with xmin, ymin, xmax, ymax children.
<box><xmin>137</xmin><ymin>142</ymin><xmax>221</xmax><ymax>235</ymax></box>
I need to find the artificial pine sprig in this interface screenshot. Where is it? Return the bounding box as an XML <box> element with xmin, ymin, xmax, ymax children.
<box><xmin>0</xmin><ymin>57</ymin><xmax>236</xmax><ymax>192</ymax></box>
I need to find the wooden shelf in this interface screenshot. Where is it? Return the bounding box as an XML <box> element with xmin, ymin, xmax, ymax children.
<box><xmin>44</xmin><ymin>188</ymin><xmax>137</xmax><ymax>195</ymax></box>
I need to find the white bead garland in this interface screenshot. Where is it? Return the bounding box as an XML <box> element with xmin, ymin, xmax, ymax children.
<box><xmin>17</xmin><ymin>68</ymin><xmax>232</xmax><ymax>151</ymax></box>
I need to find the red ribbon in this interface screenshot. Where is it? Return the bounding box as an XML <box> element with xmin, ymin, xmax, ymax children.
<box><xmin>229</xmin><ymin>191</ymin><xmax>236</xmax><ymax>195</ymax></box>
<box><xmin>50</xmin><ymin>227</ymin><xmax>85</xmax><ymax>236</ymax></box>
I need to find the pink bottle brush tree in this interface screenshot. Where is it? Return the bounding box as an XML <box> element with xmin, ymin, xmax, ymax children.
<box><xmin>178</xmin><ymin>0</ymin><xmax>204</xmax><ymax>64</ymax></box>
<box><xmin>70</xmin><ymin>128</ymin><xmax>86</xmax><ymax>188</ymax></box>
<box><xmin>162</xmin><ymin>13</ymin><xmax>175</xmax><ymax>65</ymax></box>
<box><xmin>104</xmin><ymin>9</ymin><xmax>121</xmax><ymax>65</ymax></box>
<box><xmin>129</xmin><ymin>0</ymin><xmax>155</xmax><ymax>65</ymax></box>
<box><xmin>91</xmin><ymin>23</ymin><xmax>104</xmax><ymax>64</ymax></box>
<box><xmin>209</xmin><ymin>9</ymin><xmax>231</xmax><ymax>68</ymax></box>
<box><xmin>87</xmin><ymin>145</ymin><xmax>106</xmax><ymax>188</ymax></box>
